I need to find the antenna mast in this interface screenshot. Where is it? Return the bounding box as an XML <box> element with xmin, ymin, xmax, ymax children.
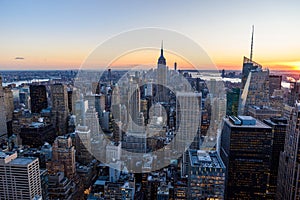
<box><xmin>250</xmin><ymin>25</ymin><xmax>254</xmax><ymax>62</ymax></box>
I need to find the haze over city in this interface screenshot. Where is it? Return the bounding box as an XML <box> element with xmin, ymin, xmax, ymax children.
<box><xmin>1</xmin><ymin>0</ymin><xmax>300</xmax><ymax>70</ymax></box>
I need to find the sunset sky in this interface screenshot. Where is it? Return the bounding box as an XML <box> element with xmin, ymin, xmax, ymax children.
<box><xmin>1</xmin><ymin>0</ymin><xmax>300</xmax><ymax>71</ymax></box>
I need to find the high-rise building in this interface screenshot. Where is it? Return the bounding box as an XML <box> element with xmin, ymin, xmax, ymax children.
<box><xmin>48</xmin><ymin>172</ymin><xmax>76</xmax><ymax>200</ymax></box>
<box><xmin>287</xmin><ymin>81</ymin><xmax>300</xmax><ymax>107</ymax></box>
<box><xmin>240</xmin><ymin>60</ymin><xmax>270</xmax><ymax>115</ymax></box>
<box><xmin>74</xmin><ymin>97</ymin><xmax>88</xmax><ymax>126</ymax></box>
<box><xmin>67</xmin><ymin>89</ymin><xmax>73</xmax><ymax>113</ymax></box>
<box><xmin>0</xmin><ymin>151</ymin><xmax>42</xmax><ymax>200</ymax></box>
<box><xmin>157</xmin><ymin>42</ymin><xmax>168</xmax><ymax>103</ymax></box>
<box><xmin>19</xmin><ymin>122</ymin><xmax>56</xmax><ymax>148</ymax></box>
<box><xmin>269</xmin><ymin>75</ymin><xmax>282</xmax><ymax>97</ymax></box>
<box><xmin>263</xmin><ymin>117</ymin><xmax>288</xmax><ymax>198</ymax></box>
<box><xmin>51</xmin><ymin>84</ymin><xmax>69</xmax><ymax>135</ymax></box>
<box><xmin>0</xmin><ymin>77</ymin><xmax>7</xmax><ymax>140</ymax></box>
<box><xmin>248</xmin><ymin>105</ymin><xmax>281</xmax><ymax>121</ymax></box>
<box><xmin>188</xmin><ymin>150</ymin><xmax>225</xmax><ymax>199</ymax></box>
<box><xmin>276</xmin><ymin>101</ymin><xmax>300</xmax><ymax>199</ymax></box>
<box><xmin>220</xmin><ymin>115</ymin><xmax>272</xmax><ymax>199</ymax></box>
<box><xmin>241</xmin><ymin>57</ymin><xmax>263</xmax><ymax>89</ymax></box>
<box><xmin>75</xmin><ymin>125</ymin><xmax>93</xmax><ymax>165</ymax></box>
<box><xmin>176</xmin><ymin>92</ymin><xmax>201</xmax><ymax>176</ymax></box>
<box><xmin>46</xmin><ymin>136</ymin><xmax>76</xmax><ymax>179</ymax></box>
<box><xmin>85</xmin><ymin>106</ymin><xmax>100</xmax><ymax>137</ymax></box>
<box><xmin>226</xmin><ymin>88</ymin><xmax>240</xmax><ymax>116</ymax></box>
<box><xmin>127</xmin><ymin>77</ymin><xmax>143</xmax><ymax>131</ymax></box>
<box><xmin>3</xmin><ymin>86</ymin><xmax>14</xmax><ymax>122</ymax></box>
<box><xmin>30</xmin><ymin>85</ymin><xmax>48</xmax><ymax>114</ymax></box>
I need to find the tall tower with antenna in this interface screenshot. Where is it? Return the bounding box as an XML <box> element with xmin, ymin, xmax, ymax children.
<box><xmin>242</xmin><ymin>25</ymin><xmax>261</xmax><ymax>88</ymax></box>
<box><xmin>250</xmin><ymin>25</ymin><xmax>254</xmax><ymax>62</ymax></box>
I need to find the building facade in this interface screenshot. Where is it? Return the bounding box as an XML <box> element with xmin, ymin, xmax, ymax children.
<box><xmin>220</xmin><ymin>116</ymin><xmax>272</xmax><ymax>199</ymax></box>
<box><xmin>0</xmin><ymin>152</ymin><xmax>42</xmax><ymax>200</ymax></box>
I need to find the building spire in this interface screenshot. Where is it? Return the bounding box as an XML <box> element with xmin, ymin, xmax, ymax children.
<box><xmin>250</xmin><ymin>25</ymin><xmax>254</xmax><ymax>62</ymax></box>
<box><xmin>161</xmin><ymin>40</ymin><xmax>164</xmax><ymax>56</ymax></box>
<box><xmin>158</xmin><ymin>40</ymin><xmax>166</xmax><ymax>65</ymax></box>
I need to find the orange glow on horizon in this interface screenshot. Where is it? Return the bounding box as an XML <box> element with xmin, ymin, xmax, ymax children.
<box><xmin>0</xmin><ymin>50</ymin><xmax>298</xmax><ymax>72</ymax></box>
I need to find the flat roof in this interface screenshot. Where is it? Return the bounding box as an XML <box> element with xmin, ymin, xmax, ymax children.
<box><xmin>224</xmin><ymin>117</ymin><xmax>271</xmax><ymax>129</ymax></box>
<box><xmin>189</xmin><ymin>150</ymin><xmax>225</xmax><ymax>169</ymax></box>
<box><xmin>9</xmin><ymin>157</ymin><xmax>37</xmax><ymax>166</ymax></box>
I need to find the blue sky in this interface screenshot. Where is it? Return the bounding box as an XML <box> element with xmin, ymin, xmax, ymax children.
<box><xmin>1</xmin><ymin>0</ymin><xmax>300</xmax><ymax>70</ymax></box>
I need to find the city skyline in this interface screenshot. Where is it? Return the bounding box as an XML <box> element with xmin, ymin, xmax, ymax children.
<box><xmin>1</xmin><ymin>1</ymin><xmax>300</xmax><ymax>71</ymax></box>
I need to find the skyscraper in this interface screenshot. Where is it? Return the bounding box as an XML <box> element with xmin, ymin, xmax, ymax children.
<box><xmin>263</xmin><ymin>117</ymin><xmax>288</xmax><ymax>198</ymax></box>
<box><xmin>51</xmin><ymin>84</ymin><xmax>69</xmax><ymax>135</ymax></box>
<box><xmin>269</xmin><ymin>75</ymin><xmax>282</xmax><ymax>97</ymax></box>
<box><xmin>3</xmin><ymin>86</ymin><xmax>14</xmax><ymax>122</ymax></box>
<box><xmin>176</xmin><ymin>92</ymin><xmax>201</xmax><ymax>176</ymax></box>
<box><xmin>188</xmin><ymin>150</ymin><xmax>225</xmax><ymax>199</ymax></box>
<box><xmin>277</xmin><ymin>101</ymin><xmax>300</xmax><ymax>199</ymax></box>
<box><xmin>157</xmin><ymin>42</ymin><xmax>168</xmax><ymax>103</ymax></box>
<box><xmin>220</xmin><ymin>116</ymin><xmax>272</xmax><ymax>199</ymax></box>
<box><xmin>75</xmin><ymin>125</ymin><xmax>93</xmax><ymax>165</ymax></box>
<box><xmin>30</xmin><ymin>85</ymin><xmax>48</xmax><ymax>114</ymax></box>
<box><xmin>0</xmin><ymin>151</ymin><xmax>42</xmax><ymax>200</ymax></box>
<box><xmin>46</xmin><ymin>136</ymin><xmax>76</xmax><ymax>179</ymax></box>
<box><xmin>240</xmin><ymin>60</ymin><xmax>270</xmax><ymax>115</ymax></box>
<box><xmin>0</xmin><ymin>76</ymin><xmax>7</xmax><ymax>140</ymax></box>
<box><xmin>226</xmin><ymin>88</ymin><xmax>240</xmax><ymax>116</ymax></box>
<box><xmin>127</xmin><ymin>77</ymin><xmax>142</xmax><ymax>131</ymax></box>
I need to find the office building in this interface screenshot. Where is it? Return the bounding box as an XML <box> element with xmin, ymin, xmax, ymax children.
<box><xmin>19</xmin><ymin>122</ymin><xmax>56</xmax><ymax>148</ymax></box>
<box><xmin>240</xmin><ymin>60</ymin><xmax>270</xmax><ymax>115</ymax></box>
<box><xmin>188</xmin><ymin>150</ymin><xmax>225</xmax><ymax>199</ymax></box>
<box><xmin>3</xmin><ymin>86</ymin><xmax>14</xmax><ymax>122</ymax></box>
<box><xmin>226</xmin><ymin>88</ymin><xmax>240</xmax><ymax>116</ymax></box>
<box><xmin>176</xmin><ymin>92</ymin><xmax>201</xmax><ymax>176</ymax></box>
<box><xmin>30</xmin><ymin>85</ymin><xmax>48</xmax><ymax>114</ymax></box>
<box><xmin>51</xmin><ymin>84</ymin><xmax>69</xmax><ymax>135</ymax></box>
<box><xmin>75</xmin><ymin>125</ymin><xmax>93</xmax><ymax>165</ymax></box>
<box><xmin>287</xmin><ymin>81</ymin><xmax>300</xmax><ymax>107</ymax></box>
<box><xmin>269</xmin><ymin>75</ymin><xmax>282</xmax><ymax>97</ymax></box>
<box><xmin>0</xmin><ymin>77</ymin><xmax>8</xmax><ymax>140</ymax></box>
<box><xmin>277</xmin><ymin>101</ymin><xmax>300</xmax><ymax>199</ymax></box>
<box><xmin>48</xmin><ymin>172</ymin><xmax>76</xmax><ymax>200</ymax></box>
<box><xmin>220</xmin><ymin>115</ymin><xmax>272</xmax><ymax>199</ymax></box>
<box><xmin>46</xmin><ymin>136</ymin><xmax>76</xmax><ymax>179</ymax></box>
<box><xmin>263</xmin><ymin>117</ymin><xmax>288</xmax><ymax>198</ymax></box>
<box><xmin>0</xmin><ymin>151</ymin><xmax>42</xmax><ymax>200</ymax></box>
<box><xmin>157</xmin><ymin>42</ymin><xmax>168</xmax><ymax>103</ymax></box>
<box><xmin>248</xmin><ymin>105</ymin><xmax>281</xmax><ymax>121</ymax></box>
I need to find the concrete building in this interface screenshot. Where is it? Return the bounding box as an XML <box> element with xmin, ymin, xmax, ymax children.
<box><xmin>51</xmin><ymin>84</ymin><xmax>69</xmax><ymax>135</ymax></box>
<box><xmin>263</xmin><ymin>117</ymin><xmax>288</xmax><ymax>198</ymax></box>
<box><xmin>46</xmin><ymin>136</ymin><xmax>76</xmax><ymax>179</ymax></box>
<box><xmin>240</xmin><ymin>58</ymin><xmax>270</xmax><ymax>115</ymax></box>
<box><xmin>269</xmin><ymin>75</ymin><xmax>282</xmax><ymax>97</ymax></box>
<box><xmin>48</xmin><ymin>172</ymin><xmax>76</xmax><ymax>200</ymax></box>
<box><xmin>0</xmin><ymin>76</ymin><xmax>8</xmax><ymax>140</ymax></box>
<box><xmin>19</xmin><ymin>122</ymin><xmax>56</xmax><ymax>148</ymax></box>
<box><xmin>157</xmin><ymin>43</ymin><xmax>168</xmax><ymax>103</ymax></box>
<box><xmin>30</xmin><ymin>85</ymin><xmax>48</xmax><ymax>114</ymax></box>
<box><xmin>277</xmin><ymin>101</ymin><xmax>300</xmax><ymax>199</ymax></box>
<box><xmin>220</xmin><ymin>115</ymin><xmax>272</xmax><ymax>199</ymax></box>
<box><xmin>0</xmin><ymin>151</ymin><xmax>42</xmax><ymax>200</ymax></box>
<box><xmin>75</xmin><ymin>125</ymin><xmax>93</xmax><ymax>165</ymax></box>
<box><xmin>188</xmin><ymin>150</ymin><xmax>225</xmax><ymax>199</ymax></box>
<box><xmin>248</xmin><ymin>105</ymin><xmax>281</xmax><ymax>121</ymax></box>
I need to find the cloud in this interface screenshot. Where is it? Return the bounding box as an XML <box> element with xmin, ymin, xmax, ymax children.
<box><xmin>15</xmin><ymin>57</ymin><xmax>24</xmax><ymax>60</ymax></box>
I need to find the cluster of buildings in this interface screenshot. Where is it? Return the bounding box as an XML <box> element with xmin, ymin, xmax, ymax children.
<box><xmin>1</xmin><ymin>36</ymin><xmax>300</xmax><ymax>200</ymax></box>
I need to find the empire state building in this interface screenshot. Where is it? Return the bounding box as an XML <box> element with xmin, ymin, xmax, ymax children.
<box><xmin>157</xmin><ymin>42</ymin><xmax>168</xmax><ymax>102</ymax></box>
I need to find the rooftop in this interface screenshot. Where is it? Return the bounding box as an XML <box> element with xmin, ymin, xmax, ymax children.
<box><xmin>226</xmin><ymin>116</ymin><xmax>271</xmax><ymax>129</ymax></box>
<box><xmin>189</xmin><ymin>150</ymin><xmax>225</xmax><ymax>169</ymax></box>
<box><xmin>9</xmin><ymin>157</ymin><xmax>37</xmax><ymax>166</ymax></box>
